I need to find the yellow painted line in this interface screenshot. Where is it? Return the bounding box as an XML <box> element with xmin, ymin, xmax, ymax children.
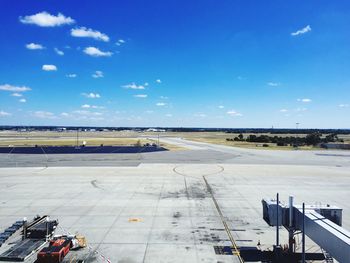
<box><xmin>203</xmin><ymin>176</ymin><xmax>244</xmax><ymax>263</ymax></box>
<box><xmin>128</xmin><ymin>218</ymin><xmax>143</xmax><ymax>222</ymax></box>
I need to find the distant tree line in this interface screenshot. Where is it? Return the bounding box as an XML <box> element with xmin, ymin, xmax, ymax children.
<box><xmin>227</xmin><ymin>133</ymin><xmax>343</xmax><ymax>146</ymax></box>
<box><xmin>1</xmin><ymin>126</ymin><xmax>350</xmax><ymax>134</ymax></box>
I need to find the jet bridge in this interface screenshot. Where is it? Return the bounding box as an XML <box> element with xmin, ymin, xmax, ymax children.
<box><xmin>262</xmin><ymin>196</ymin><xmax>350</xmax><ymax>263</ymax></box>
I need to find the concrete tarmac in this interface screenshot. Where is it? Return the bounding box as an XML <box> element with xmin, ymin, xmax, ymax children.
<box><xmin>0</xmin><ymin>138</ymin><xmax>349</xmax><ymax>263</ymax></box>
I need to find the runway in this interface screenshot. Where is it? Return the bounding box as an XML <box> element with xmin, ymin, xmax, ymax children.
<box><xmin>0</xmin><ymin>137</ymin><xmax>349</xmax><ymax>167</ymax></box>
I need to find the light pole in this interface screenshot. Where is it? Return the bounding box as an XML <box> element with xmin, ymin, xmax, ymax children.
<box><xmin>76</xmin><ymin>129</ymin><xmax>80</xmax><ymax>148</ymax></box>
<box><xmin>295</xmin><ymin>123</ymin><xmax>300</xmax><ymax>147</ymax></box>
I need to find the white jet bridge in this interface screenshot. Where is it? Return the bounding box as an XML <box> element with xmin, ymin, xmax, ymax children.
<box><xmin>262</xmin><ymin>195</ymin><xmax>350</xmax><ymax>263</ymax></box>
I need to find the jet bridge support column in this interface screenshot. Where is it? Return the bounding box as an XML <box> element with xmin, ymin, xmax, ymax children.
<box><xmin>288</xmin><ymin>196</ymin><xmax>294</xmax><ymax>253</ymax></box>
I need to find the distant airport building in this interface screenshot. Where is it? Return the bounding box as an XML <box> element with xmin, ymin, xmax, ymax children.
<box><xmin>145</xmin><ymin>128</ymin><xmax>166</xmax><ymax>132</ymax></box>
<box><xmin>321</xmin><ymin>143</ymin><xmax>350</xmax><ymax>150</ymax></box>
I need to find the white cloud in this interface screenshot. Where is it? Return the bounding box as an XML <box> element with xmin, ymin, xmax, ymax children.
<box><xmin>144</xmin><ymin>82</ymin><xmax>149</xmax><ymax>86</ymax></box>
<box><xmin>61</xmin><ymin>112</ymin><xmax>70</xmax><ymax>117</ymax></box>
<box><xmin>19</xmin><ymin>98</ymin><xmax>26</xmax><ymax>103</ymax></box>
<box><xmin>156</xmin><ymin>102</ymin><xmax>167</xmax><ymax>106</ymax></box>
<box><xmin>42</xmin><ymin>64</ymin><xmax>57</xmax><ymax>71</ymax></box>
<box><xmin>297</xmin><ymin>98</ymin><xmax>312</xmax><ymax>103</ymax></box>
<box><xmin>116</xmin><ymin>39</ymin><xmax>125</xmax><ymax>46</ymax></box>
<box><xmin>279</xmin><ymin>109</ymin><xmax>288</xmax><ymax>112</ymax></box>
<box><xmin>83</xmin><ymin>47</ymin><xmax>112</xmax><ymax>57</ymax></box>
<box><xmin>11</xmin><ymin>93</ymin><xmax>23</xmax><ymax>97</ymax></box>
<box><xmin>227</xmin><ymin>110</ymin><xmax>242</xmax><ymax>117</ymax></box>
<box><xmin>32</xmin><ymin>111</ymin><xmax>56</xmax><ymax>119</ymax></box>
<box><xmin>122</xmin><ymin>83</ymin><xmax>145</xmax><ymax>90</ymax></box>
<box><xmin>291</xmin><ymin>25</ymin><xmax>311</xmax><ymax>36</ymax></box>
<box><xmin>54</xmin><ymin>48</ymin><xmax>64</xmax><ymax>56</ymax></box>
<box><xmin>338</xmin><ymin>104</ymin><xmax>349</xmax><ymax>108</ymax></box>
<box><xmin>0</xmin><ymin>84</ymin><xmax>31</xmax><ymax>92</ymax></box>
<box><xmin>92</xmin><ymin>70</ymin><xmax>104</xmax><ymax>78</ymax></box>
<box><xmin>134</xmin><ymin>94</ymin><xmax>148</xmax><ymax>98</ymax></box>
<box><xmin>19</xmin><ymin>11</ymin><xmax>75</xmax><ymax>27</ymax></box>
<box><xmin>160</xmin><ymin>96</ymin><xmax>169</xmax><ymax>99</ymax></box>
<box><xmin>81</xmin><ymin>104</ymin><xmax>90</xmax><ymax>108</ymax></box>
<box><xmin>165</xmin><ymin>114</ymin><xmax>173</xmax><ymax>117</ymax></box>
<box><xmin>218</xmin><ymin>105</ymin><xmax>224</xmax><ymax>109</ymax></box>
<box><xmin>82</xmin><ymin>92</ymin><xmax>101</xmax><ymax>98</ymax></box>
<box><xmin>156</xmin><ymin>79</ymin><xmax>162</xmax><ymax>83</ymax></box>
<box><xmin>66</xmin><ymin>74</ymin><xmax>77</xmax><ymax>78</ymax></box>
<box><xmin>71</xmin><ymin>27</ymin><xmax>109</xmax><ymax>42</ymax></box>
<box><xmin>267</xmin><ymin>82</ymin><xmax>280</xmax><ymax>87</ymax></box>
<box><xmin>0</xmin><ymin>110</ymin><xmax>11</xmax><ymax>117</ymax></box>
<box><xmin>26</xmin><ymin>43</ymin><xmax>44</xmax><ymax>50</ymax></box>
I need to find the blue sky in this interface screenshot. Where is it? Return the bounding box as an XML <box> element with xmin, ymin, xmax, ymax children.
<box><xmin>0</xmin><ymin>0</ymin><xmax>349</xmax><ymax>128</ymax></box>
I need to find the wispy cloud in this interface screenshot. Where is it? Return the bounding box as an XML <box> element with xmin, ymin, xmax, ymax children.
<box><xmin>54</xmin><ymin>48</ymin><xmax>64</xmax><ymax>56</ymax></box>
<box><xmin>156</xmin><ymin>102</ymin><xmax>167</xmax><ymax>106</ymax></box>
<box><xmin>279</xmin><ymin>109</ymin><xmax>288</xmax><ymax>112</ymax></box>
<box><xmin>42</xmin><ymin>64</ymin><xmax>57</xmax><ymax>71</ymax></box>
<box><xmin>66</xmin><ymin>73</ymin><xmax>77</xmax><ymax>78</ymax></box>
<box><xmin>82</xmin><ymin>92</ymin><xmax>101</xmax><ymax>98</ymax></box>
<box><xmin>81</xmin><ymin>104</ymin><xmax>104</xmax><ymax>109</ymax></box>
<box><xmin>26</xmin><ymin>43</ymin><xmax>44</xmax><ymax>50</ymax></box>
<box><xmin>19</xmin><ymin>98</ymin><xmax>26</xmax><ymax>103</ymax></box>
<box><xmin>73</xmin><ymin>110</ymin><xmax>103</xmax><ymax>116</ymax></box>
<box><xmin>0</xmin><ymin>84</ymin><xmax>31</xmax><ymax>92</ymax></box>
<box><xmin>165</xmin><ymin>113</ymin><xmax>173</xmax><ymax>117</ymax></box>
<box><xmin>194</xmin><ymin>113</ymin><xmax>207</xmax><ymax>118</ymax></box>
<box><xmin>92</xmin><ymin>70</ymin><xmax>104</xmax><ymax>78</ymax></box>
<box><xmin>60</xmin><ymin>112</ymin><xmax>70</xmax><ymax>117</ymax></box>
<box><xmin>61</xmin><ymin>111</ymin><xmax>104</xmax><ymax>121</ymax></box>
<box><xmin>0</xmin><ymin>110</ymin><xmax>11</xmax><ymax>117</ymax></box>
<box><xmin>11</xmin><ymin>93</ymin><xmax>23</xmax><ymax>97</ymax></box>
<box><xmin>296</xmin><ymin>107</ymin><xmax>307</xmax><ymax>112</ymax></box>
<box><xmin>267</xmin><ymin>82</ymin><xmax>280</xmax><ymax>87</ymax></box>
<box><xmin>83</xmin><ymin>47</ymin><xmax>112</xmax><ymax>57</ymax></box>
<box><xmin>32</xmin><ymin>111</ymin><xmax>56</xmax><ymax>119</ymax></box>
<box><xmin>291</xmin><ymin>25</ymin><xmax>311</xmax><ymax>36</ymax></box>
<box><xmin>218</xmin><ymin>105</ymin><xmax>224</xmax><ymax>109</ymax></box>
<box><xmin>122</xmin><ymin>83</ymin><xmax>145</xmax><ymax>90</ymax></box>
<box><xmin>134</xmin><ymin>94</ymin><xmax>148</xmax><ymax>98</ymax></box>
<box><xmin>156</xmin><ymin>79</ymin><xmax>162</xmax><ymax>83</ymax></box>
<box><xmin>19</xmin><ymin>11</ymin><xmax>74</xmax><ymax>27</ymax></box>
<box><xmin>338</xmin><ymin>104</ymin><xmax>349</xmax><ymax>108</ymax></box>
<box><xmin>227</xmin><ymin>110</ymin><xmax>242</xmax><ymax>116</ymax></box>
<box><xmin>297</xmin><ymin>98</ymin><xmax>312</xmax><ymax>103</ymax></box>
<box><xmin>71</xmin><ymin>27</ymin><xmax>109</xmax><ymax>42</ymax></box>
